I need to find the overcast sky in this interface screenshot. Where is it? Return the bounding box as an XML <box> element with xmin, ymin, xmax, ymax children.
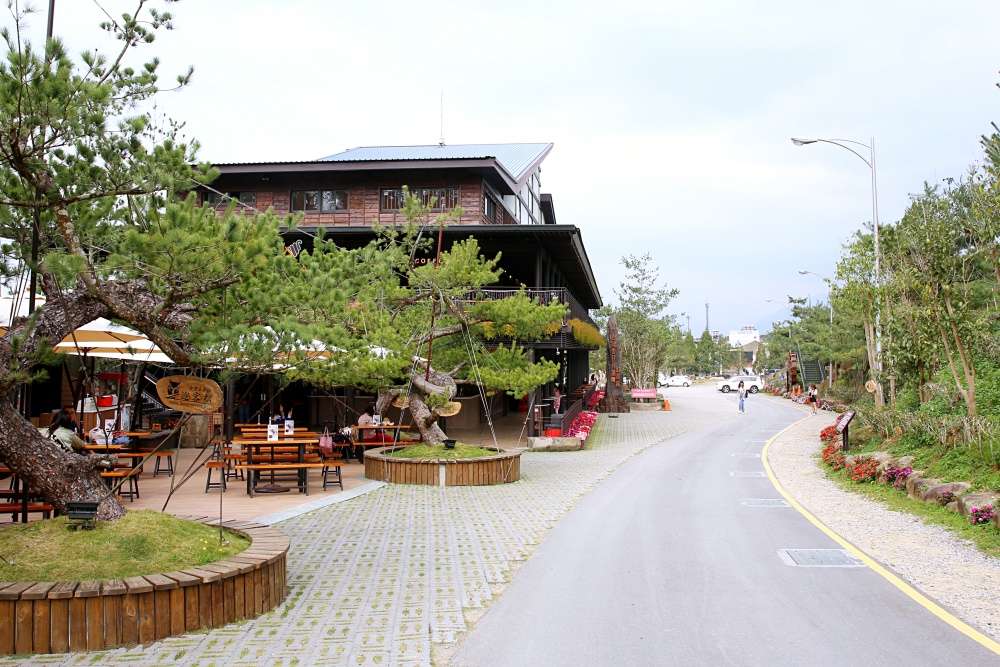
<box><xmin>22</xmin><ymin>0</ymin><xmax>1000</xmax><ymax>336</ymax></box>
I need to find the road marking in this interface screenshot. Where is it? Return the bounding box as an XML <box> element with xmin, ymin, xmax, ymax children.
<box><xmin>730</xmin><ymin>471</ymin><xmax>766</xmax><ymax>477</ymax></box>
<box><xmin>745</xmin><ymin>439</ymin><xmax>768</xmax><ymax>443</ymax></box>
<box><xmin>762</xmin><ymin>419</ymin><xmax>1000</xmax><ymax>656</ymax></box>
<box><xmin>731</xmin><ymin>453</ymin><xmax>761</xmax><ymax>458</ymax></box>
<box><xmin>741</xmin><ymin>498</ymin><xmax>790</xmax><ymax>507</ymax></box>
<box><xmin>778</xmin><ymin>548</ymin><xmax>864</xmax><ymax>567</ymax></box>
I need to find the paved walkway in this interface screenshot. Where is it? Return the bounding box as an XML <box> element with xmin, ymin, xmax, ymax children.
<box><xmin>7</xmin><ymin>393</ymin><xmax>735</xmax><ymax>666</ymax></box>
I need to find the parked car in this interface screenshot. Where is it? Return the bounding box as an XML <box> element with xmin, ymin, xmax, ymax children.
<box><xmin>662</xmin><ymin>375</ymin><xmax>692</xmax><ymax>387</ymax></box>
<box><xmin>716</xmin><ymin>375</ymin><xmax>763</xmax><ymax>393</ymax></box>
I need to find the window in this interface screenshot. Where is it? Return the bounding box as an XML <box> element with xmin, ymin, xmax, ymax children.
<box><xmin>483</xmin><ymin>195</ymin><xmax>496</xmax><ymax>222</ymax></box>
<box><xmin>380</xmin><ymin>187</ymin><xmax>459</xmax><ymax>211</ymax></box>
<box><xmin>290</xmin><ymin>189</ymin><xmax>348</xmax><ymax>212</ymax></box>
<box><xmin>203</xmin><ymin>191</ymin><xmax>256</xmax><ymax>207</ymax></box>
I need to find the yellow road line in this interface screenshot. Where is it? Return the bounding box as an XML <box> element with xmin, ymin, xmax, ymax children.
<box><xmin>761</xmin><ymin>416</ymin><xmax>1000</xmax><ymax>656</ymax></box>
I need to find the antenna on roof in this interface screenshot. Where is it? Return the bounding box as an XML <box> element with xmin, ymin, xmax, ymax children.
<box><xmin>439</xmin><ymin>90</ymin><xmax>445</xmax><ymax>146</ymax></box>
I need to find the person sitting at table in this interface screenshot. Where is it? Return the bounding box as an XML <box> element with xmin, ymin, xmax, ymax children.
<box><xmin>41</xmin><ymin>409</ymin><xmax>113</xmax><ymax>468</ymax></box>
<box><xmin>357</xmin><ymin>405</ymin><xmax>376</xmax><ymax>441</ymax></box>
<box><xmin>62</xmin><ymin>404</ymin><xmax>79</xmax><ymax>434</ymax></box>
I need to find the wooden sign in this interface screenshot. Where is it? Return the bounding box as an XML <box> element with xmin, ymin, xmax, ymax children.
<box><xmin>155</xmin><ymin>376</ymin><xmax>223</xmax><ymax>414</ymax></box>
<box><xmin>836</xmin><ymin>411</ymin><xmax>855</xmax><ymax>433</ymax></box>
<box><xmin>630</xmin><ymin>388</ymin><xmax>657</xmax><ymax>399</ymax></box>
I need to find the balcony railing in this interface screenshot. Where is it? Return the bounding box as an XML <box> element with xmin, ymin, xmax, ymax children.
<box><xmin>468</xmin><ymin>287</ymin><xmax>595</xmax><ymax>327</ymax></box>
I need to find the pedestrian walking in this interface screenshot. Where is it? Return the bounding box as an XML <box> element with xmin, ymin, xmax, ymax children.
<box><xmin>737</xmin><ymin>381</ymin><xmax>747</xmax><ymax>414</ymax></box>
<box><xmin>808</xmin><ymin>383</ymin><xmax>819</xmax><ymax>415</ymax></box>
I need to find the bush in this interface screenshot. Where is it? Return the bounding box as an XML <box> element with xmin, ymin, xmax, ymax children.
<box><xmin>883</xmin><ymin>465</ymin><xmax>911</xmax><ymax>489</ymax></box>
<box><xmin>849</xmin><ymin>456</ymin><xmax>879</xmax><ymax>483</ymax></box>
<box><xmin>821</xmin><ymin>443</ymin><xmax>845</xmax><ymax>471</ymax></box>
<box><xmin>970</xmin><ymin>505</ymin><xmax>995</xmax><ymax>525</ymax></box>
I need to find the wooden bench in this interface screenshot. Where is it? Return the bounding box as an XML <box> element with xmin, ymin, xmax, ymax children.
<box><xmin>234</xmin><ymin>462</ymin><xmax>327</xmax><ymax>497</ymax></box>
<box><xmin>0</xmin><ymin>502</ymin><xmax>54</xmax><ymax>520</ymax></box>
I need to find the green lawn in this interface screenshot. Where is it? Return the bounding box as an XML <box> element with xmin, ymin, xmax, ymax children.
<box><xmin>386</xmin><ymin>443</ymin><xmax>501</xmax><ymax>459</ymax></box>
<box><xmin>0</xmin><ymin>510</ymin><xmax>249</xmax><ymax>582</ymax></box>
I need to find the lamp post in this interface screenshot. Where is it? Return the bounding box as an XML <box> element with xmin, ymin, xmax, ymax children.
<box><xmin>791</xmin><ymin>136</ymin><xmax>883</xmax><ymax>409</ymax></box>
<box><xmin>798</xmin><ymin>269</ymin><xmax>834</xmax><ymax>385</ymax></box>
<box><xmin>765</xmin><ymin>299</ymin><xmax>793</xmax><ymax>341</ymax></box>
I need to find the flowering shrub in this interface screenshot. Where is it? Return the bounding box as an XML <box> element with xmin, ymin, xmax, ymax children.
<box><xmin>849</xmin><ymin>456</ymin><xmax>879</xmax><ymax>483</ymax></box>
<box><xmin>821</xmin><ymin>443</ymin><xmax>845</xmax><ymax>471</ymax></box>
<box><xmin>819</xmin><ymin>425</ymin><xmax>840</xmax><ymax>444</ymax></box>
<box><xmin>564</xmin><ymin>410</ymin><xmax>598</xmax><ymax>439</ymax></box>
<box><xmin>587</xmin><ymin>390</ymin><xmax>605</xmax><ymax>408</ymax></box>
<box><xmin>970</xmin><ymin>505</ymin><xmax>995</xmax><ymax>525</ymax></box>
<box><xmin>883</xmin><ymin>466</ymin><xmax>911</xmax><ymax>489</ymax></box>
<box><xmin>937</xmin><ymin>490</ymin><xmax>957</xmax><ymax>506</ymax></box>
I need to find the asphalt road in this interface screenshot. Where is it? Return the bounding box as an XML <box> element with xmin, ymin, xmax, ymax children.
<box><xmin>451</xmin><ymin>387</ymin><xmax>1000</xmax><ymax>666</ymax></box>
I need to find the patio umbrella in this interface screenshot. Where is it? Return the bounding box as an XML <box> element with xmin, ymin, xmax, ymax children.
<box><xmin>54</xmin><ymin>317</ymin><xmax>148</xmax><ymax>349</ymax></box>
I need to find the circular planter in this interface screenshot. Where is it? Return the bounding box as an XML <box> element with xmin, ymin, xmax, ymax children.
<box><xmin>364</xmin><ymin>447</ymin><xmax>521</xmax><ymax>486</ymax></box>
<box><xmin>0</xmin><ymin>517</ymin><xmax>289</xmax><ymax>655</ymax></box>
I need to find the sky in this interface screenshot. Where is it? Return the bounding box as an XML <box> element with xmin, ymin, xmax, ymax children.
<box><xmin>17</xmin><ymin>0</ymin><xmax>1000</xmax><ymax>336</ymax></box>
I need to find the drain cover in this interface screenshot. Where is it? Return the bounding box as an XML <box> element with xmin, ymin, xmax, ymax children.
<box><xmin>741</xmin><ymin>498</ymin><xmax>790</xmax><ymax>507</ymax></box>
<box><xmin>731</xmin><ymin>453</ymin><xmax>761</xmax><ymax>458</ymax></box>
<box><xmin>778</xmin><ymin>549</ymin><xmax>865</xmax><ymax>568</ymax></box>
<box><xmin>730</xmin><ymin>471</ymin><xmax>766</xmax><ymax>477</ymax></box>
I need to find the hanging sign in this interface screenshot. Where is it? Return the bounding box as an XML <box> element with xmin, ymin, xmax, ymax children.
<box><xmin>155</xmin><ymin>376</ymin><xmax>224</xmax><ymax>414</ymax></box>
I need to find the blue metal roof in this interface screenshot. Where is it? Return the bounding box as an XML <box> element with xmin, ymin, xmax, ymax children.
<box><xmin>318</xmin><ymin>143</ymin><xmax>553</xmax><ymax>183</ymax></box>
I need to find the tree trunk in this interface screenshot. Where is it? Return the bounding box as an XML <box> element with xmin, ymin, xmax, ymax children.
<box><xmin>0</xmin><ymin>400</ymin><xmax>126</xmax><ymax>521</ymax></box>
<box><xmin>408</xmin><ymin>391</ymin><xmax>449</xmax><ymax>445</ymax></box>
<box><xmin>406</xmin><ymin>363</ymin><xmax>458</xmax><ymax>445</ymax></box>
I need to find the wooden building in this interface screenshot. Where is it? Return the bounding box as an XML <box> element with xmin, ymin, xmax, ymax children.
<box><xmin>201</xmin><ymin>143</ymin><xmax>603</xmax><ymax>435</ymax></box>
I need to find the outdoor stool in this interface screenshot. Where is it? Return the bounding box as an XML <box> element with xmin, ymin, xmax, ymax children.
<box><xmin>152</xmin><ymin>451</ymin><xmax>174</xmax><ymax>477</ymax></box>
<box><xmin>322</xmin><ymin>458</ymin><xmax>343</xmax><ymax>491</ymax></box>
<box><xmin>224</xmin><ymin>454</ymin><xmax>244</xmax><ymax>481</ymax></box>
<box><xmin>100</xmin><ymin>469</ymin><xmax>139</xmax><ymax>501</ymax></box>
<box><xmin>204</xmin><ymin>460</ymin><xmax>227</xmax><ymax>492</ymax></box>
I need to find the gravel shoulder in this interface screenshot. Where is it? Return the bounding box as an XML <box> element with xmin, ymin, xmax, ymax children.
<box><xmin>767</xmin><ymin>403</ymin><xmax>1000</xmax><ymax>641</ymax></box>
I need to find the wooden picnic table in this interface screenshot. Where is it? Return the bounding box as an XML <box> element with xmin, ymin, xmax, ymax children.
<box><xmin>231</xmin><ymin>437</ymin><xmax>319</xmax><ymax>495</ymax></box>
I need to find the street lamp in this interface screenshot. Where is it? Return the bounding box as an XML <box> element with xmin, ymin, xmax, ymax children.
<box><xmin>765</xmin><ymin>299</ymin><xmax>793</xmax><ymax>340</ymax></box>
<box><xmin>797</xmin><ymin>270</ymin><xmax>833</xmax><ymax>326</ymax></box>
<box><xmin>791</xmin><ymin>135</ymin><xmax>883</xmax><ymax>409</ymax></box>
<box><xmin>798</xmin><ymin>269</ymin><xmax>834</xmax><ymax>384</ymax></box>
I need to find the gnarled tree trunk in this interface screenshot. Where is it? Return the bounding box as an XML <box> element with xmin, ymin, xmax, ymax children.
<box><xmin>0</xmin><ymin>400</ymin><xmax>126</xmax><ymax>520</ymax></box>
<box><xmin>378</xmin><ymin>363</ymin><xmax>459</xmax><ymax>445</ymax></box>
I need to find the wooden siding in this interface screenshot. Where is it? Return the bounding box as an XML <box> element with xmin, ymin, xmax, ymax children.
<box><xmin>363</xmin><ymin>448</ymin><xmax>520</xmax><ymax>486</ymax></box>
<box><xmin>0</xmin><ymin>519</ymin><xmax>288</xmax><ymax>655</ymax></box>
<box><xmin>203</xmin><ymin>169</ymin><xmax>515</xmax><ymax>226</ymax></box>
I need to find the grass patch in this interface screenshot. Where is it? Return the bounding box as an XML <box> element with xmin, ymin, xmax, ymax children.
<box><xmin>823</xmin><ymin>465</ymin><xmax>1000</xmax><ymax>559</ymax></box>
<box><xmin>386</xmin><ymin>443</ymin><xmax>501</xmax><ymax>460</ymax></box>
<box><xmin>0</xmin><ymin>510</ymin><xmax>249</xmax><ymax>582</ymax></box>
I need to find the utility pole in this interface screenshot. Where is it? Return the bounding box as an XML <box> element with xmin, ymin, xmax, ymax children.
<box><xmin>704</xmin><ymin>302</ymin><xmax>709</xmax><ymax>333</ymax></box>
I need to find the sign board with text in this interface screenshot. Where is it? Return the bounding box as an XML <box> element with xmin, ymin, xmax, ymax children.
<box><xmin>630</xmin><ymin>388</ymin><xmax>658</xmax><ymax>399</ymax></box>
<box><xmin>836</xmin><ymin>411</ymin><xmax>855</xmax><ymax>433</ymax></box>
<box><xmin>155</xmin><ymin>376</ymin><xmax>224</xmax><ymax>415</ymax></box>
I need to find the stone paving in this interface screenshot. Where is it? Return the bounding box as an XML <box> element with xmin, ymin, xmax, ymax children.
<box><xmin>5</xmin><ymin>394</ymin><xmax>736</xmax><ymax>667</ymax></box>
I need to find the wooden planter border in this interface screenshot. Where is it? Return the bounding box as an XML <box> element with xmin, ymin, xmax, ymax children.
<box><xmin>364</xmin><ymin>447</ymin><xmax>521</xmax><ymax>486</ymax></box>
<box><xmin>0</xmin><ymin>516</ymin><xmax>289</xmax><ymax>655</ymax></box>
